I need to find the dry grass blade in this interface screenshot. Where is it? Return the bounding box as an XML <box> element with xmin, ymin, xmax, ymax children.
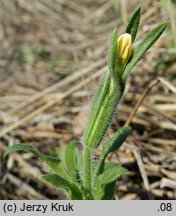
<box><xmin>9</xmin><ymin>58</ymin><xmax>106</xmax><ymax>114</ymax></box>
<box><xmin>124</xmin><ymin>77</ymin><xmax>176</xmax><ymax>127</ymax></box>
<box><xmin>133</xmin><ymin>148</ymin><xmax>154</xmax><ymax>200</ymax></box>
<box><xmin>0</xmin><ymin>67</ymin><xmax>106</xmax><ymax>138</ymax></box>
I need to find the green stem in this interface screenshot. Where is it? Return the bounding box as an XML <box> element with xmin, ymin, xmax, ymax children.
<box><xmin>83</xmin><ymin>145</ymin><xmax>91</xmax><ymax>199</ymax></box>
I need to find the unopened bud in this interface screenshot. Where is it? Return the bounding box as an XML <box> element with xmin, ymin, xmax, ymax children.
<box><xmin>117</xmin><ymin>33</ymin><xmax>132</xmax><ymax>65</ymax></box>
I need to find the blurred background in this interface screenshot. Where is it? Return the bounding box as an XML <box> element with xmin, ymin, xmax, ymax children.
<box><xmin>0</xmin><ymin>0</ymin><xmax>176</xmax><ymax>200</ymax></box>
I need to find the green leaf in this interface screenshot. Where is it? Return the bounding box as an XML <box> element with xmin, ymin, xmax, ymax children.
<box><xmin>102</xmin><ymin>126</ymin><xmax>131</xmax><ymax>156</ymax></box>
<box><xmin>125</xmin><ymin>6</ymin><xmax>141</xmax><ymax>42</ymax></box>
<box><xmin>83</xmin><ymin>74</ymin><xmax>120</xmax><ymax>149</ymax></box>
<box><xmin>65</xmin><ymin>141</ymin><xmax>77</xmax><ymax>181</ymax></box>
<box><xmin>107</xmin><ymin>28</ymin><xmax>124</xmax><ymax>87</ymax></box>
<box><xmin>93</xmin><ymin>127</ymin><xmax>131</xmax><ymax>181</ymax></box>
<box><xmin>54</xmin><ymin>146</ymin><xmax>66</xmax><ymax>162</ymax></box>
<box><xmin>93</xmin><ymin>163</ymin><xmax>127</xmax><ymax>200</ymax></box>
<box><xmin>75</xmin><ymin>146</ymin><xmax>83</xmax><ymax>183</ymax></box>
<box><xmin>4</xmin><ymin>144</ymin><xmax>60</xmax><ymax>165</ymax></box>
<box><xmin>4</xmin><ymin>144</ymin><xmax>71</xmax><ymax>180</ymax></box>
<box><xmin>42</xmin><ymin>173</ymin><xmax>69</xmax><ymax>195</ymax></box>
<box><xmin>99</xmin><ymin>163</ymin><xmax>127</xmax><ymax>185</ymax></box>
<box><xmin>93</xmin><ymin>178</ymin><xmax>104</xmax><ymax>200</ymax></box>
<box><xmin>53</xmin><ymin>161</ymin><xmax>71</xmax><ymax>180</ymax></box>
<box><xmin>103</xmin><ymin>181</ymin><xmax>116</xmax><ymax>200</ymax></box>
<box><xmin>54</xmin><ymin>142</ymin><xmax>77</xmax><ymax>181</ymax></box>
<box><xmin>108</xmin><ymin>27</ymin><xmax>118</xmax><ymax>75</ymax></box>
<box><xmin>123</xmin><ymin>22</ymin><xmax>168</xmax><ymax>83</ymax></box>
<box><xmin>42</xmin><ymin>173</ymin><xmax>83</xmax><ymax>200</ymax></box>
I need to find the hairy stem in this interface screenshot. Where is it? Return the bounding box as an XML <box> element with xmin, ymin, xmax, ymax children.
<box><xmin>83</xmin><ymin>145</ymin><xmax>92</xmax><ymax>199</ymax></box>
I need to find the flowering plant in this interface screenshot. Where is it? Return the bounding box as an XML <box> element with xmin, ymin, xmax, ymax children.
<box><xmin>4</xmin><ymin>6</ymin><xmax>167</xmax><ymax>200</ymax></box>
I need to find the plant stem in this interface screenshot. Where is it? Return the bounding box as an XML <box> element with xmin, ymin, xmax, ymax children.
<box><xmin>83</xmin><ymin>145</ymin><xmax>91</xmax><ymax>199</ymax></box>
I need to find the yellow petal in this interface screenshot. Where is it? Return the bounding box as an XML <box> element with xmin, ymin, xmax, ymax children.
<box><xmin>117</xmin><ymin>33</ymin><xmax>132</xmax><ymax>65</ymax></box>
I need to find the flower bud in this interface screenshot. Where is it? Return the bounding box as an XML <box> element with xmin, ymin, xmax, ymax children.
<box><xmin>117</xmin><ymin>33</ymin><xmax>132</xmax><ymax>65</ymax></box>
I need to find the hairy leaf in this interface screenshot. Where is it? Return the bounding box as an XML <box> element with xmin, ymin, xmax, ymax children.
<box><xmin>75</xmin><ymin>147</ymin><xmax>83</xmax><ymax>183</ymax></box>
<box><xmin>42</xmin><ymin>173</ymin><xmax>83</xmax><ymax>200</ymax></box>
<box><xmin>83</xmin><ymin>74</ymin><xmax>120</xmax><ymax>149</ymax></box>
<box><xmin>99</xmin><ymin>163</ymin><xmax>127</xmax><ymax>185</ymax></box>
<box><xmin>93</xmin><ymin>163</ymin><xmax>126</xmax><ymax>200</ymax></box>
<box><xmin>93</xmin><ymin>176</ymin><xmax>116</xmax><ymax>200</ymax></box>
<box><xmin>108</xmin><ymin>27</ymin><xmax>119</xmax><ymax>84</ymax></box>
<box><xmin>53</xmin><ymin>162</ymin><xmax>71</xmax><ymax>180</ymax></box>
<box><xmin>108</xmin><ymin>27</ymin><xmax>118</xmax><ymax>71</ymax></box>
<box><xmin>125</xmin><ymin>6</ymin><xmax>141</xmax><ymax>42</ymax></box>
<box><xmin>93</xmin><ymin>127</ymin><xmax>131</xmax><ymax>181</ymax></box>
<box><xmin>3</xmin><ymin>144</ymin><xmax>71</xmax><ymax>180</ymax></box>
<box><xmin>102</xmin><ymin>126</ymin><xmax>131</xmax><ymax>156</ymax></box>
<box><xmin>93</xmin><ymin>178</ymin><xmax>104</xmax><ymax>200</ymax></box>
<box><xmin>4</xmin><ymin>144</ymin><xmax>60</xmax><ymax>165</ymax></box>
<box><xmin>65</xmin><ymin>140</ymin><xmax>77</xmax><ymax>181</ymax></box>
<box><xmin>103</xmin><ymin>180</ymin><xmax>116</xmax><ymax>200</ymax></box>
<box><xmin>54</xmin><ymin>146</ymin><xmax>66</xmax><ymax>162</ymax></box>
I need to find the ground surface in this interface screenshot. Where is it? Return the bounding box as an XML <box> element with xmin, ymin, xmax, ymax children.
<box><xmin>0</xmin><ymin>0</ymin><xmax>176</xmax><ymax>200</ymax></box>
